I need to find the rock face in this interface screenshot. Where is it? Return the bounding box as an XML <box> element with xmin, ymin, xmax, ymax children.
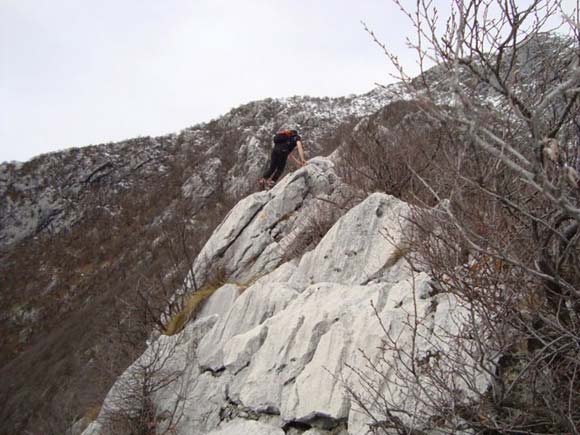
<box><xmin>0</xmin><ymin>136</ymin><xmax>174</xmax><ymax>249</ymax></box>
<box><xmin>0</xmin><ymin>87</ymin><xmax>399</xmax><ymax>252</ymax></box>
<box><xmin>83</xmin><ymin>158</ymin><xmax>486</xmax><ymax>435</ymax></box>
<box><xmin>288</xmin><ymin>192</ymin><xmax>409</xmax><ymax>288</ymax></box>
<box><xmin>1</xmin><ymin>87</ymin><xmax>404</xmax><ymax>435</ymax></box>
<box><xmin>191</xmin><ymin>157</ymin><xmax>344</xmax><ymax>284</ymax></box>
<box><xmin>3</xmin><ymin>80</ymin><xmax>412</xmax><ymax>435</ymax></box>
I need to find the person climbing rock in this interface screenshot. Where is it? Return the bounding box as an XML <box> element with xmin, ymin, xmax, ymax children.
<box><xmin>259</xmin><ymin>129</ymin><xmax>307</xmax><ymax>188</ymax></box>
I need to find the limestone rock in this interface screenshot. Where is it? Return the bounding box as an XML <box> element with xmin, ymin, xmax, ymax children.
<box><xmin>83</xmin><ymin>169</ymin><xmax>490</xmax><ymax>435</ymax></box>
<box><xmin>206</xmin><ymin>419</ymin><xmax>285</xmax><ymax>435</ymax></box>
<box><xmin>289</xmin><ymin>193</ymin><xmax>411</xmax><ymax>288</ymax></box>
<box><xmin>197</xmin><ymin>284</ymin><xmax>242</xmax><ymax>321</ymax></box>
<box><xmin>197</xmin><ymin>281</ymin><xmax>299</xmax><ymax>371</ymax></box>
<box><xmin>191</xmin><ymin>158</ymin><xmax>338</xmax><ymax>285</ymax></box>
<box><xmin>173</xmin><ymin>372</ymin><xmax>232</xmax><ymax>435</ymax></box>
<box><xmin>226</xmin><ymin>282</ymin><xmax>385</xmax><ymax>420</ymax></box>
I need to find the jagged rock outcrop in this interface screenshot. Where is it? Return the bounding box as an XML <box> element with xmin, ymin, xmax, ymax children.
<box><xmin>83</xmin><ymin>158</ymin><xmax>487</xmax><ymax>435</ymax></box>
<box><xmin>191</xmin><ymin>157</ymin><xmax>343</xmax><ymax>284</ymax></box>
<box><xmin>0</xmin><ymin>87</ymin><xmax>403</xmax><ymax>434</ymax></box>
<box><xmin>288</xmin><ymin>192</ymin><xmax>410</xmax><ymax>287</ymax></box>
<box><xmin>6</xmin><ymin>34</ymin><xmax>573</xmax><ymax>435</ymax></box>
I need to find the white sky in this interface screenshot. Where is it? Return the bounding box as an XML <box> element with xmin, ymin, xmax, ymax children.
<box><xmin>1</xmin><ymin>0</ymin><xmax>578</xmax><ymax>163</ymax></box>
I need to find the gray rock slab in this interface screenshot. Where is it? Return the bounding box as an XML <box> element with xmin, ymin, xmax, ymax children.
<box><xmin>172</xmin><ymin>371</ymin><xmax>232</xmax><ymax>435</ymax></box>
<box><xmin>225</xmin><ymin>282</ymin><xmax>385</xmax><ymax>420</ymax></box>
<box><xmin>191</xmin><ymin>158</ymin><xmax>340</xmax><ymax>285</ymax></box>
<box><xmin>197</xmin><ymin>284</ymin><xmax>242</xmax><ymax>321</ymax></box>
<box><xmin>289</xmin><ymin>192</ymin><xmax>411</xmax><ymax>288</ymax></box>
<box><xmin>253</xmin><ymin>260</ymin><xmax>298</xmax><ymax>287</ymax></box>
<box><xmin>192</xmin><ymin>192</ymin><xmax>270</xmax><ymax>281</ymax></box>
<box><xmin>197</xmin><ymin>281</ymin><xmax>299</xmax><ymax>371</ymax></box>
<box><xmin>206</xmin><ymin>419</ymin><xmax>285</xmax><ymax>435</ymax></box>
<box><xmin>86</xmin><ymin>184</ymin><xmax>490</xmax><ymax>435</ymax></box>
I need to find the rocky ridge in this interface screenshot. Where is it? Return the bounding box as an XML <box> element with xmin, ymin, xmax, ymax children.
<box><xmin>82</xmin><ymin>159</ymin><xmax>487</xmax><ymax>435</ymax></box>
<box><xmin>0</xmin><ymin>85</ymin><xmax>407</xmax><ymax>435</ymax></box>
<box><xmin>3</xmin><ymin>33</ymin><xmax>572</xmax><ymax>435</ymax></box>
<box><xmin>0</xmin><ymin>87</ymin><xmax>401</xmax><ymax>250</ymax></box>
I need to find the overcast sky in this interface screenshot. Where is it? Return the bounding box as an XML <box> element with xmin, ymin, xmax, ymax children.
<box><xmin>0</xmin><ymin>1</ymin><xmax>577</xmax><ymax>163</ymax></box>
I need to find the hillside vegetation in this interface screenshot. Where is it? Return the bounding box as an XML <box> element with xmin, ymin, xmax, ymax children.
<box><xmin>1</xmin><ymin>1</ymin><xmax>579</xmax><ymax>433</ymax></box>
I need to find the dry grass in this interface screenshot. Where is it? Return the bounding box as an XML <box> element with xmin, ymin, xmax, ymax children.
<box><xmin>384</xmin><ymin>244</ymin><xmax>410</xmax><ymax>269</ymax></box>
<box><xmin>84</xmin><ymin>404</ymin><xmax>101</xmax><ymax>422</ymax></box>
<box><xmin>163</xmin><ymin>284</ymin><xmax>221</xmax><ymax>336</ymax></box>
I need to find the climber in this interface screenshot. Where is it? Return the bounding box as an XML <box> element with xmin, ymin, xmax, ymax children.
<box><xmin>259</xmin><ymin>129</ymin><xmax>307</xmax><ymax>188</ymax></box>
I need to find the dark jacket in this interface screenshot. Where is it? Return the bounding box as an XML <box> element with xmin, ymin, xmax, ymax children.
<box><xmin>274</xmin><ymin>134</ymin><xmax>301</xmax><ymax>154</ymax></box>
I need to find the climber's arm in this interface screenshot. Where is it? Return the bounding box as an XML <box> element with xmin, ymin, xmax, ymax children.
<box><xmin>295</xmin><ymin>140</ymin><xmax>307</xmax><ymax>165</ymax></box>
<box><xmin>290</xmin><ymin>153</ymin><xmax>301</xmax><ymax>165</ymax></box>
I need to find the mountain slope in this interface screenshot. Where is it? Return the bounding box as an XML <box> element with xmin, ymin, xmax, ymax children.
<box><xmin>0</xmin><ymin>87</ymin><xmax>401</xmax><ymax>435</ymax></box>
<box><xmin>2</xmin><ymin>31</ymin><xmax>577</xmax><ymax>435</ymax></box>
<box><xmin>81</xmin><ymin>159</ymin><xmax>486</xmax><ymax>435</ymax></box>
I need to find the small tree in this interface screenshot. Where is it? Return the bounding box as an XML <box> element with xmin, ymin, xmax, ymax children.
<box><xmin>90</xmin><ymin>201</ymin><xmax>204</xmax><ymax>434</ymax></box>
<box><xmin>98</xmin><ymin>332</ymin><xmax>190</xmax><ymax>435</ymax></box>
<box><xmin>348</xmin><ymin>1</ymin><xmax>580</xmax><ymax>433</ymax></box>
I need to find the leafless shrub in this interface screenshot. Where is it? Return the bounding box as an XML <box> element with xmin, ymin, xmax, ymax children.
<box><xmin>98</xmin><ymin>331</ymin><xmax>190</xmax><ymax>435</ymax></box>
<box><xmin>130</xmin><ymin>221</ymin><xmax>201</xmax><ymax>335</ymax></box>
<box><xmin>84</xmin><ymin>200</ymin><xmax>211</xmax><ymax>434</ymax></box>
<box><xmin>336</xmin><ymin>100</ymin><xmax>456</xmax><ymax>205</ymax></box>
<box><xmin>94</xmin><ymin>264</ymin><xmax>228</xmax><ymax>435</ymax></box>
<box><xmin>347</xmin><ymin>1</ymin><xmax>580</xmax><ymax>433</ymax></box>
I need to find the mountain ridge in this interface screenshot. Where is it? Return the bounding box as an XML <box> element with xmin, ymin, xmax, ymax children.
<box><xmin>1</xmin><ymin>31</ymin><xmax>577</xmax><ymax>434</ymax></box>
<box><xmin>0</xmin><ymin>84</ymin><xmax>405</xmax><ymax>435</ymax></box>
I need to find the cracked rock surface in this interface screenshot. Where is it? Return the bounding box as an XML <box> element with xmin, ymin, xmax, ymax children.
<box><xmin>83</xmin><ymin>158</ymin><xmax>486</xmax><ymax>435</ymax></box>
<box><xmin>191</xmin><ymin>157</ymin><xmax>339</xmax><ymax>284</ymax></box>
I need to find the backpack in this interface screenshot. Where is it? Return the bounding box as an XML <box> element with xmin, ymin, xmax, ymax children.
<box><xmin>273</xmin><ymin>130</ymin><xmax>294</xmax><ymax>146</ymax></box>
